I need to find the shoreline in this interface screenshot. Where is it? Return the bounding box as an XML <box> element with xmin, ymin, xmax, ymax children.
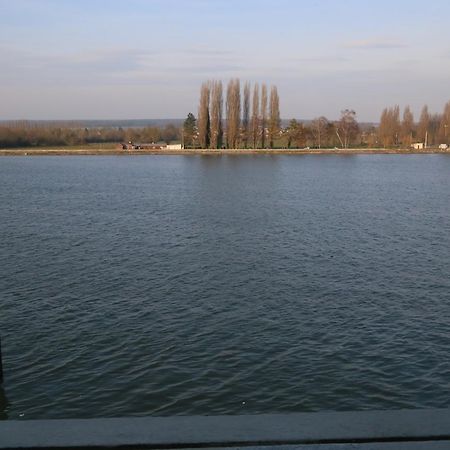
<box><xmin>1</xmin><ymin>147</ymin><xmax>450</xmax><ymax>156</ymax></box>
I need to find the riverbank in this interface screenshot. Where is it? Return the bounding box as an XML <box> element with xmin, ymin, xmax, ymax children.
<box><xmin>1</xmin><ymin>147</ymin><xmax>450</xmax><ymax>156</ymax></box>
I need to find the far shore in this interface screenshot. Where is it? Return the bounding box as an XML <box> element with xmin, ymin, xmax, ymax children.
<box><xmin>1</xmin><ymin>147</ymin><xmax>450</xmax><ymax>156</ymax></box>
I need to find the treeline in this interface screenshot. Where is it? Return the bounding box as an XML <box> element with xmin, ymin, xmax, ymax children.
<box><xmin>378</xmin><ymin>102</ymin><xmax>450</xmax><ymax>147</ymax></box>
<box><xmin>184</xmin><ymin>97</ymin><xmax>360</xmax><ymax>149</ymax></box>
<box><xmin>3</xmin><ymin>94</ymin><xmax>449</xmax><ymax>150</ymax></box>
<box><xmin>183</xmin><ymin>79</ymin><xmax>281</xmax><ymax>149</ymax></box>
<box><xmin>0</xmin><ymin>121</ymin><xmax>181</xmax><ymax>148</ymax></box>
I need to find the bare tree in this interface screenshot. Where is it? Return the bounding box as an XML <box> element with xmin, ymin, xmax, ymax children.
<box><xmin>378</xmin><ymin>105</ymin><xmax>400</xmax><ymax>147</ymax></box>
<box><xmin>428</xmin><ymin>113</ymin><xmax>442</xmax><ymax>146</ymax></box>
<box><xmin>336</xmin><ymin>109</ymin><xmax>359</xmax><ymax>148</ymax></box>
<box><xmin>226</xmin><ymin>79</ymin><xmax>241</xmax><ymax>148</ymax></box>
<box><xmin>417</xmin><ymin>105</ymin><xmax>430</xmax><ymax>146</ymax></box>
<box><xmin>241</xmin><ymin>82</ymin><xmax>251</xmax><ymax>148</ymax></box>
<box><xmin>198</xmin><ymin>81</ymin><xmax>211</xmax><ymax>149</ymax></box>
<box><xmin>251</xmin><ymin>83</ymin><xmax>260</xmax><ymax>148</ymax></box>
<box><xmin>439</xmin><ymin>101</ymin><xmax>450</xmax><ymax>144</ymax></box>
<box><xmin>210</xmin><ymin>80</ymin><xmax>223</xmax><ymax>149</ymax></box>
<box><xmin>260</xmin><ymin>84</ymin><xmax>268</xmax><ymax>148</ymax></box>
<box><xmin>311</xmin><ymin>116</ymin><xmax>328</xmax><ymax>148</ymax></box>
<box><xmin>401</xmin><ymin>106</ymin><xmax>414</xmax><ymax>147</ymax></box>
<box><xmin>268</xmin><ymin>86</ymin><xmax>281</xmax><ymax>148</ymax></box>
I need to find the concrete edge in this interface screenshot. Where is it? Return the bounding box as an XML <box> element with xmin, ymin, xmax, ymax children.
<box><xmin>1</xmin><ymin>148</ymin><xmax>450</xmax><ymax>156</ymax></box>
<box><xmin>0</xmin><ymin>409</ymin><xmax>450</xmax><ymax>449</ymax></box>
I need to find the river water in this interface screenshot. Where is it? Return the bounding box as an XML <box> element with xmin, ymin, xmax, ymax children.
<box><xmin>1</xmin><ymin>154</ymin><xmax>450</xmax><ymax>420</ymax></box>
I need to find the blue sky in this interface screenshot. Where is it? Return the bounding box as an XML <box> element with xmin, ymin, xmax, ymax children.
<box><xmin>1</xmin><ymin>0</ymin><xmax>450</xmax><ymax>121</ymax></box>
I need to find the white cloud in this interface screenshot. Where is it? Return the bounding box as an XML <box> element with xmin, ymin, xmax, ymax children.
<box><xmin>343</xmin><ymin>39</ymin><xmax>408</xmax><ymax>49</ymax></box>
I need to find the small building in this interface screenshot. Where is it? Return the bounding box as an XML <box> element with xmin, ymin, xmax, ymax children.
<box><xmin>411</xmin><ymin>142</ymin><xmax>424</xmax><ymax>150</ymax></box>
<box><xmin>439</xmin><ymin>143</ymin><xmax>449</xmax><ymax>150</ymax></box>
<box><xmin>166</xmin><ymin>144</ymin><xmax>183</xmax><ymax>150</ymax></box>
<box><xmin>120</xmin><ymin>141</ymin><xmax>167</xmax><ymax>150</ymax></box>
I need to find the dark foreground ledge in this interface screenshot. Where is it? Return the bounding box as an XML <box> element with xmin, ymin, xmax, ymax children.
<box><xmin>1</xmin><ymin>409</ymin><xmax>450</xmax><ymax>449</ymax></box>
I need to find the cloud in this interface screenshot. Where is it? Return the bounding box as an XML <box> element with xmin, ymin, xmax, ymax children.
<box><xmin>0</xmin><ymin>45</ymin><xmax>163</xmax><ymax>86</ymax></box>
<box><xmin>292</xmin><ymin>56</ymin><xmax>349</xmax><ymax>63</ymax></box>
<box><xmin>343</xmin><ymin>39</ymin><xmax>408</xmax><ymax>49</ymax></box>
<box><xmin>183</xmin><ymin>48</ymin><xmax>235</xmax><ymax>56</ymax></box>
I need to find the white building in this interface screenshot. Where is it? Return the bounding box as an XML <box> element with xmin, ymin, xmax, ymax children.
<box><xmin>166</xmin><ymin>144</ymin><xmax>183</xmax><ymax>150</ymax></box>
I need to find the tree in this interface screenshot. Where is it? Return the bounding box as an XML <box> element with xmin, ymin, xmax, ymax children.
<box><xmin>260</xmin><ymin>84</ymin><xmax>268</xmax><ymax>148</ymax></box>
<box><xmin>161</xmin><ymin>123</ymin><xmax>179</xmax><ymax>144</ymax></box>
<box><xmin>286</xmin><ymin>119</ymin><xmax>297</xmax><ymax>148</ymax></box>
<box><xmin>210</xmin><ymin>80</ymin><xmax>223</xmax><ymax>149</ymax></box>
<box><xmin>311</xmin><ymin>116</ymin><xmax>328</xmax><ymax>148</ymax></box>
<box><xmin>251</xmin><ymin>83</ymin><xmax>260</xmax><ymax>148</ymax></box>
<box><xmin>401</xmin><ymin>106</ymin><xmax>414</xmax><ymax>147</ymax></box>
<box><xmin>241</xmin><ymin>82</ymin><xmax>251</xmax><ymax>148</ymax></box>
<box><xmin>439</xmin><ymin>101</ymin><xmax>450</xmax><ymax>144</ymax></box>
<box><xmin>286</xmin><ymin>119</ymin><xmax>305</xmax><ymax>148</ymax></box>
<box><xmin>378</xmin><ymin>105</ymin><xmax>400</xmax><ymax>147</ymax></box>
<box><xmin>198</xmin><ymin>81</ymin><xmax>211</xmax><ymax>149</ymax></box>
<box><xmin>141</xmin><ymin>126</ymin><xmax>161</xmax><ymax>144</ymax></box>
<box><xmin>268</xmin><ymin>86</ymin><xmax>281</xmax><ymax>148</ymax></box>
<box><xmin>417</xmin><ymin>105</ymin><xmax>430</xmax><ymax>146</ymax></box>
<box><xmin>226</xmin><ymin>78</ymin><xmax>241</xmax><ymax>149</ymax></box>
<box><xmin>183</xmin><ymin>113</ymin><xmax>197</xmax><ymax>149</ymax></box>
<box><xmin>428</xmin><ymin>113</ymin><xmax>442</xmax><ymax>146</ymax></box>
<box><xmin>336</xmin><ymin>109</ymin><xmax>359</xmax><ymax>148</ymax></box>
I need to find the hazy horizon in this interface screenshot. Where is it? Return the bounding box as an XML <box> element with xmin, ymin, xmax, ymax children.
<box><xmin>1</xmin><ymin>0</ymin><xmax>450</xmax><ymax>122</ymax></box>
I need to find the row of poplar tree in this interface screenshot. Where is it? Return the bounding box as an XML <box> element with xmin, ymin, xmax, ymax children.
<box><xmin>378</xmin><ymin>101</ymin><xmax>450</xmax><ymax>147</ymax></box>
<box><xmin>183</xmin><ymin>79</ymin><xmax>281</xmax><ymax>149</ymax></box>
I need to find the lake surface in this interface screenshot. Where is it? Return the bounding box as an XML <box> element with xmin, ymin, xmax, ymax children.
<box><xmin>1</xmin><ymin>154</ymin><xmax>450</xmax><ymax>420</ymax></box>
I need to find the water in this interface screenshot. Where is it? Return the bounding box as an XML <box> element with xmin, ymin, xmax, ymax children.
<box><xmin>1</xmin><ymin>154</ymin><xmax>450</xmax><ymax>420</ymax></box>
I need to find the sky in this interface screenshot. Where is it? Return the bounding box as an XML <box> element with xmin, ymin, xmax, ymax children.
<box><xmin>1</xmin><ymin>0</ymin><xmax>450</xmax><ymax>121</ymax></box>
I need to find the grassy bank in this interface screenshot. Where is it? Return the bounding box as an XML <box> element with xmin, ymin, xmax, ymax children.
<box><xmin>1</xmin><ymin>146</ymin><xmax>450</xmax><ymax>156</ymax></box>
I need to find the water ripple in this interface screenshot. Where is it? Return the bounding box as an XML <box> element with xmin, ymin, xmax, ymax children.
<box><xmin>1</xmin><ymin>155</ymin><xmax>450</xmax><ymax>419</ymax></box>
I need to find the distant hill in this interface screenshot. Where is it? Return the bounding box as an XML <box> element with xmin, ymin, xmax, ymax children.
<box><xmin>0</xmin><ymin>119</ymin><xmax>378</xmax><ymax>129</ymax></box>
<box><xmin>0</xmin><ymin>119</ymin><xmax>185</xmax><ymax>128</ymax></box>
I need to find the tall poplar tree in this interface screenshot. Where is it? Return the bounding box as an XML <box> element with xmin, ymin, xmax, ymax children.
<box><xmin>417</xmin><ymin>105</ymin><xmax>430</xmax><ymax>145</ymax></box>
<box><xmin>439</xmin><ymin>101</ymin><xmax>450</xmax><ymax>144</ymax></box>
<box><xmin>251</xmin><ymin>83</ymin><xmax>260</xmax><ymax>148</ymax></box>
<box><xmin>226</xmin><ymin>78</ymin><xmax>241</xmax><ymax>149</ymax></box>
<box><xmin>210</xmin><ymin>80</ymin><xmax>223</xmax><ymax>149</ymax></box>
<box><xmin>401</xmin><ymin>106</ymin><xmax>414</xmax><ymax>146</ymax></box>
<box><xmin>198</xmin><ymin>81</ymin><xmax>211</xmax><ymax>149</ymax></box>
<box><xmin>268</xmin><ymin>86</ymin><xmax>281</xmax><ymax>148</ymax></box>
<box><xmin>260</xmin><ymin>84</ymin><xmax>268</xmax><ymax>148</ymax></box>
<box><xmin>242</xmin><ymin>82</ymin><xmax>251</xmax><ymax>148</ymax></box>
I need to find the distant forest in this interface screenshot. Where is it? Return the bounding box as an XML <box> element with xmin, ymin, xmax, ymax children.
<box><xmin>1</xmin><ymin>80</ymin><xmax>449</xmax><ymax>149</ymax></box>
<box><xmin>0</xmin><ymin>121</ymin><xmax>181</xmax><ymax>148</ymax></box>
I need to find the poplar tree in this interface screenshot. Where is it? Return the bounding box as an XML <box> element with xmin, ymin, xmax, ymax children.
<box><xmin>260</xmin><ymin>84</ymin><xmax>268</xmax><ymax>148</ymax></box>
<box><xmin>210</xmin><ymin>80</ymin><xmax>223</xmax><ymax>149</ymax></box>
<box><xmin>268</xmin><ymin>86</ymin><xmax>281</xmax><ymax>148</ymax></box>
<box><xmin>378</xmin><ymin>105</ymin><xmax>400</xmax><ymax>147</ymax></box>
<box><xmin>251</xmin><ymin>83</ymin><xmax>260</xmax><ymax>148</ymax></box>
<box><xmin>417</xmin><ymin>105</ymin><xmax>430</xmax><ymax>145</ymax></box>
<box><xmin>198</xmin><ymin>81</ymin><xmax>211</xmax><ymax>149</ymax></box>
<box><xmin>226</xmin><ymin>78</ymin><xmax>241</xmax><ymax>149</ymax></box>
<box><xmin>242</xmin><ymin>82</ymin><xmax>251</xmax><ymax>148</ymax></box>
<box><xmin>439</xmin><ymin>101</ymin><xmax>450</xmax><ymax>144</ymax></box>
<box><xmin>401</xmin><ymin>106</ymin><xmax>414</xmax><ymax>147</ymax></box>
